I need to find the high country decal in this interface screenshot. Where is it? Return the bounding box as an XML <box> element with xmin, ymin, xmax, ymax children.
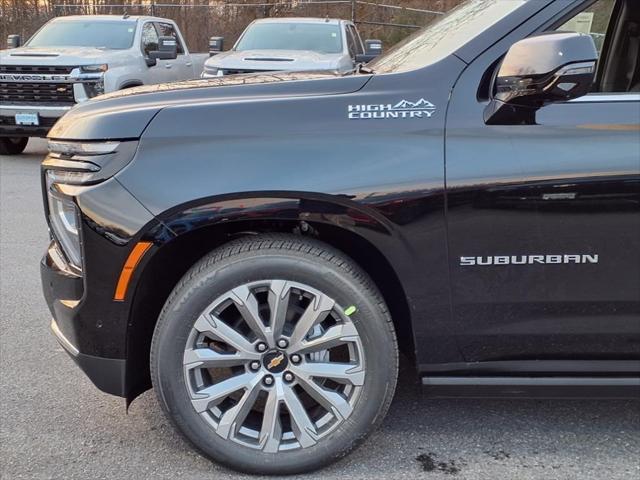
<box><xmin>460</xmin><ymin>254</ymin><xmax>599</xmax><ymax>266</ymax></box>
<box><xmin>348</xmin><ymin>98</ymin><xmax>436</xmax><ymax>120</ymax></box>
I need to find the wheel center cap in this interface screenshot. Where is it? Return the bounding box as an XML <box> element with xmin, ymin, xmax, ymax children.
<box><xmin>263</xmin><ymin>351</ymin><xmax>288</xmax><ymax>373</ymax></box>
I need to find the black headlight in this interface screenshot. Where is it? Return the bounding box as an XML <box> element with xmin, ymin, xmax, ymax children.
<box><xmin>46</xmin><ymin>180</ymin><xmax>82</xmax><ymax>272</ymax></box>
<box><xmin>84</xmin><ymin>80</ymin><xmax>105</xmax><ymax>98</ymax></box>
<box><xmin>44</xmin><ymin>140</ymin><xmax>138</xmax><ymax>185</ymax></box>
<box><xmin>42</xmin><ymin>140</ymin><xmax>139</xmax><ymax>272</ymax></box>
<box><xmin>75</xmin><ymin>64</ymin><xmax>107</xmax><ymax>99</ymax></box>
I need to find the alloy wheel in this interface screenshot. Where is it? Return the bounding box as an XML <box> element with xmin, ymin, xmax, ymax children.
<box><xmin>183</xmin><ymin>280</ymin><xmax>365</xmax><ymax>452</ymax></box>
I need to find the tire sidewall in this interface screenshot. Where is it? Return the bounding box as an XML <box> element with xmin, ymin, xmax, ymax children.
<box><xmin>0</xmin><ymin>137</ymin><xmax>28</xmax><ymax>155</ymax></box>
<box><xmin>152</xmin><ymin>248</ymin><xmax>397</xmax><ymax>475</ymax></box>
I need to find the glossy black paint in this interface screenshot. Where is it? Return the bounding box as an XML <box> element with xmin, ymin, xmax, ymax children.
<box><xmin>445</xmin><ymin>1</ymin><xmax>640</xmax><ymax>363</ymax></box>
<box><xmin>48</xmin><ymin>72</ymin><xmax>372</xmax><ymax>140</ymax></box>
<box><xmin>41</xmin><ymin>0</ymin><xmax>640</xmax><ymax>399</ymax></box>
<box><xmin>41</xmin><ymin>177</ymin><xmax>162</xmax><ymax>360</ymax></box>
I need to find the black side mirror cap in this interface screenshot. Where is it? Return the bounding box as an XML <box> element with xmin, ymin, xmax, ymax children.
<box><xmin>355</xmin><ymin>53</ymin><xmax>378</xmax><ymax>64</ymax></box>
<box><xmin>356</xmin><ymin>39</ymin><xmax>383</xmax><ymax>64</ymax></box>
<box><xmin>356</xmin><ymin>39</ymin><xmax>383</xmax><ymax>63</ymax></box>
<box><xmin>485</xmin><ymin>32</ymin><xmax>597</xmax><ymax>125</ymax></box>
<box><xmin>365</xmin><ymin>39</ymin><xmax>383</xmax><ymax>56</ymax></box>
<box><xmin>7</xmin><ymin>34</ymin><xmax>21</xmax><ymax>49</ymax></box>
<box><xmin>147</xmin><ymin>36</ymin><xmax>178</xmax><ymax>65</ymax></box>
<box><xmin>209</xmin><ymin>36</ymin><xmax>224</xmax><ymax>56</ymax></box>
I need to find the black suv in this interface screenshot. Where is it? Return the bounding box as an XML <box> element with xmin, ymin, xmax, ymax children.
<box><xmin>41</xmin><ymin>0</ymin><xmax>639</xmax><ymax>475</ymax></box>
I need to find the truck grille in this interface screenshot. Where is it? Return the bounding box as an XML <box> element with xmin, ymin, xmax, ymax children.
<box><xmin>0</xmin><ymin>82</ymin><xmax>75</xmax><ymax>104</ymax></box>
<box><xmin>0</xmin><ymin>65</ymin><xmax>74</xmax><ymax>75</ymax></box>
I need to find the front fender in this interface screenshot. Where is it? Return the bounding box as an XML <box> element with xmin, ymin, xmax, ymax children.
<box><xmin>143</xmin><ymin>192</ymin><xmax>423</xmax><ymax>349</ymax></box>
<box><xmin>156</xmin><ymin>192</ymin><xmax>395</xmax><ymax>238</ymax></box>
<box><xmin>147</xmin><ymin>193</ymin><xmax>413</xmax><ymax>293</ymax></box>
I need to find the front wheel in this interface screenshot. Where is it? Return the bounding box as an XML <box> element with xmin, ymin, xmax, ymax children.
<box><xmin>0</xmin><ymin>137</ymin><xmax>28</xmax><ymax>155</ymax></box>
<box><xmin>151</xmin><ymin>234</ymin><xmax>398</xmax><ymax>474</ymax></box>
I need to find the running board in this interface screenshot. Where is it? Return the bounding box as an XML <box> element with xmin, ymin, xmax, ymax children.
<box><xmin>421</xmin><ymin>376</ymin><xmax>640</xmax><ymax>399</ymax></box>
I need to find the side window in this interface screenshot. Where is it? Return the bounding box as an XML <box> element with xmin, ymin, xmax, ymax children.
<box><xmin>556</xmin><ymin>0</ymin><xmax>616</xmax><ymax>56</ymax></box>
<box><xmin>345</xmin><ymin>28</ymin><xmax>357</xmax><ymax>58</ymax></box>
<box><xmin>348</xmin><ymin>26</ymin><xmax>364</xmax><ymax>55</ymax></box>
<box><xmin>554</xmin><ymin>0</ymin><xmax>640</xmax><ymax>93</ymax></box>
<box><xmin>141</xmin><ymin>22</ymin><xmax>159</xmax><ymax>56</ymax></box>
<box><xmin>156</xmin><ymin>23</ymin><xmax>185</xmax><ymax>54</ymax></box>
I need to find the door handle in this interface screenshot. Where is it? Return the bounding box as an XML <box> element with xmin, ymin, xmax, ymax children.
<box><xmin>165</xmin><ymin>63</ymin><xmax>172</xmax><ymax>69</ymax></box>
<box><xmin>185</xmin><ymin>62</ymin><xmax>192</xmax><ymax>67</ymax></box>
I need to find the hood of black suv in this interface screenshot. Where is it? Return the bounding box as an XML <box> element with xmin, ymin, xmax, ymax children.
<box><xmin>49</xmin><ymin>71</ymin><xmax>372</xmax><ymax>141</ymax></box>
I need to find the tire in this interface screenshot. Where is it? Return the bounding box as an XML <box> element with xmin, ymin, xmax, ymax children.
<box><xmin>151</xmin><ymin>234</ymin><xmax>398</xmax><ymax>475</ymax></box>
<box><xmin>0</xmin><ymin>137</ymin><xmax>28</xmax><ymax>155</ymax></box>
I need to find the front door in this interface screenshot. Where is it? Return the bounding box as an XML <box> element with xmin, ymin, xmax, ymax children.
<box><xmin>445</xmin><ymin>0</ymin><xmax>640</xmax><ymax>363</ymax></box>
<box><xmin>155</xmin><ymin>22</ymin><xmax>192</xmax><ymax>80</ymax></box>
<box><xmin>141</xmin><ymin>22</ymin><xmax>177</xmax><ymax>83</ymax></box>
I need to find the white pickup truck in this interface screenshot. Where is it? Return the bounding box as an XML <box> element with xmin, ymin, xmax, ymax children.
<box><xmin>202</xmin><ymin>18</ymin><xmax>382</xmax><ymax>78</ymax></box>
<box><xmin>0</xmin><ymin>15</ymin><xmax>207</xmax><ymax>154</ymax></box>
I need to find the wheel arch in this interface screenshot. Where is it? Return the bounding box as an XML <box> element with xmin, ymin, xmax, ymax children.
<box><xmin>118</xmin><ymin>80</ymin><xmax>144</xmax><ymax>89</ymax></box>
<box><xmin>124</xmin><ymin>193</ymin><xmax>416</xmax><ymax>403</ymax></box>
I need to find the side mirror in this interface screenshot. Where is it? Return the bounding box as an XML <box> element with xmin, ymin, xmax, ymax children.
<box><xmin>209</xmin><ymin>36</ymin><xmax>224</xmax><ymax>56</ymax></box>
<box><xmin>355</xmin><ymin>39</ymin><xmax>383</xmax><ymax>63</ymax></box>
<box><xmin>485</xmin><ymin>32</ymin><xmax>597</xmax><ymax>125</ymax></box>
<box><xmin>7</xmin><ymin>34</ymin><xmax>21</xmax><ymax>49</ymax></box>
<box><xmin>146</xmin><ymin>36</ymin><xmax>178</xmax><ymax>66</ymax></box>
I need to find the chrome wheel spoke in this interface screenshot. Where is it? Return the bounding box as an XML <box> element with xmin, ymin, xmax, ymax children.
<box><xmin>194</xmin><ymin>313</ymin><xmax>256</xmax><ymax>355</ymax></box>
<box><xmin>294</xmin><ymin>362</ymin><xmax>365</xmax><ymax>386</ymax></box>
<box><xmin>267</xmin><ymin>280</ymin><xmax>290</xmax><ymax>342</ymax></box>
<box><xmin>295</xmin><ymin>374</ymin><xmax>353</xmax><ymax>420</ymax></box>
<box><xmin>282</xmin><ymin>382</ymin><xmax>318</xmax><ymax>448</ymax></box>
<box><xmin>289</xmin><ymin>293</ymin><xmax>335</xmax><ymax>350</ymax></box>
<box><xmin>184</xmin><ymin>347</ymin><xmax>256</xmax><ymax>369</ymax></box>
<box><xmin>191</xmin><ymin>372</ymin><xmax>256</xmax><ymax>413</ymax></box>
<box><xmin>296</xmin><ymin>322</ymin><xmax>359</xmax><ymax>354</ymax></box>
<box><xmin>217</xmin><ymin>375</ymin><xmax>264</xmax><ymax>439</ymax></box>
<box><xmin>230</xmin><ymin>285</ymin><xmax>270</xmax><ymax>343</ymax></box>
<box><xmin>259</xmin><ymin>386</ymin><xmax>283</xmax><ymax>453</ymax></box>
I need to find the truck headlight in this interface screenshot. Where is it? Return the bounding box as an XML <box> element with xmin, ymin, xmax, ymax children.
<box><xmin>77</xmin><ymin>64</ymin><xmax>107</xmax><ymax>98</ymax></box>
<box><xmin>46</xmin><ymin>177</ymin><xmax>82</xmax><ymax>272</ymax></box>
<box><xmin>202</xmin><ymin>66</ymin><xmax>221</xmax><ymax>78</ymax></box>
<box><xmin>84</xmin><ymin>80</ymin><xmax>105</xmax><ymax>98</ymax></box>
<box><xmin>45</xmin><ymin>140</ymin><xmax>137</xmax><ymax>185</ymax></box>
<box><xmin>80</xmin><ymin>64</ymin><xmax>108</xmax><ymax>73</ymax></box>
<box><xmin>43</xmin><ymin>139</ymin><xmax>138</xmax><ymax>272</ymax></box>
<box><xmin>48</xmin><ymin>140</ymin><xmax>119</xmax><ymax>156</ymax></box>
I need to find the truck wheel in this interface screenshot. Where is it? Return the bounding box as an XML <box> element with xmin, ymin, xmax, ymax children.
<box><xmin>0</xmin><ymin>137</ymin><xmax>28</xmax><ymax>155</ymax></box>
<box><xmin>151</xmin><ymin>234</ymin><xmax>398</xmax><ymax>474</ymax></box>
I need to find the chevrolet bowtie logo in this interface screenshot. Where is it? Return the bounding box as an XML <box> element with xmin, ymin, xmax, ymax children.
<box><xmin>267</xmin><ymin>353</ymin><xmax>285</xmax><ymax>370</ymax></box>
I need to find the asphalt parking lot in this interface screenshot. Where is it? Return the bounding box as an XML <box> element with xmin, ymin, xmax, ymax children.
<box><xmin>1</xmin><ymin>138</ymin><xmax>639</xmax><ymax>480</ymax></box>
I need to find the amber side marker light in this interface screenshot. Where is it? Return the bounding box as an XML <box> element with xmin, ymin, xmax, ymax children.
<box><xmin>114</xmin><ymin>241</ymin><xmax>153</xmax><ymax>301</ymax></box>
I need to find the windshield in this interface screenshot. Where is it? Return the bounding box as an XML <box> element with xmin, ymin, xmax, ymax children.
<box><xmin>27</xmin><ymin>20</ymin><xmax>136</xmax><ymax>49</ymax></box>
<box><xmin>236</xmin><ymin>22</ymin><xmax>343</xmax><ymax>54</ymax></box>
<box><xmin>368</xmin><ymin>0</ymin><xmax>527</xmax><ymax>73</ymax></box>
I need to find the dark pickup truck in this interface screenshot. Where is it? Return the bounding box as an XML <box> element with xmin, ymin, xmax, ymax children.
<box><xmin>41</xmin><ymin>0</ymin><xmax>639</xmax><ymax>475</ymax></box>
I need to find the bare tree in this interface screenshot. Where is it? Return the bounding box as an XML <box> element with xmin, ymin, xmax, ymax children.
<box><xmin>1</xmin><ymin>0</ymin><xmax>464</xmax><ymax>52</ymax></box>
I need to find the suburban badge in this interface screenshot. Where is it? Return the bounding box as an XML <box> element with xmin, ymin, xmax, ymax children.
<box><xmin>460</xmin><ymin>254</ymin><xmax>599</xmax><ymax>266</ymax></box>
